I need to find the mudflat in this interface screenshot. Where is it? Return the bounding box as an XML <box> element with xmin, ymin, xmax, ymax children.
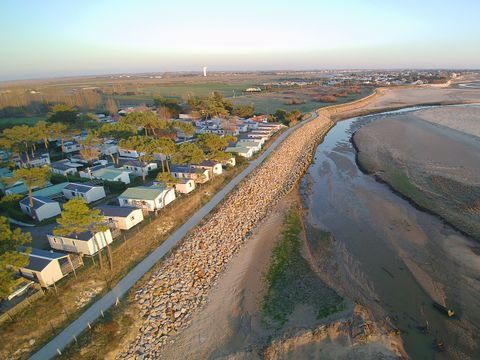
<box><xmin>353</xmin><ymin>105</ymin><xmax>480</xmax><ymax>240</ymax></box>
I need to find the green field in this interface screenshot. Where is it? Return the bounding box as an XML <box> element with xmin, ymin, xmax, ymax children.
<box><xmin>0</xmin><ymin>116</ymin><xmax>45</xmax><ymax>129</ymax></box>
<box><xmin>232</xmin><ymin>88</ymin><xmax>373</xmax><ymax>114</ymax></box>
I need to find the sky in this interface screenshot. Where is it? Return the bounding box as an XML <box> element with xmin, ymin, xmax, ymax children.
<box><xmin>1</xmin><ymin>0</ymin><xmax>479</xmax><ymax>80</ymax></box>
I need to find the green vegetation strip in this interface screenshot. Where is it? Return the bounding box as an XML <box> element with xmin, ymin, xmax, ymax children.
<box><xmin>262</xmin><ymin>207</ymin><xmax>343</xmax><ymax>326</ymax></box>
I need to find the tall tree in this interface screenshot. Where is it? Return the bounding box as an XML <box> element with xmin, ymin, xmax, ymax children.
<box><xmin>153</xmin><ymin>97</ymin><xmax>182</xmax><ymax>118</ymax></box>
<box><xmin>47</xmin><ymin>104</ymin><xmax>79</xmax><ymax>125</ymax></box>
<box><xmin>122</xmin><ymin>111</ymin><xmax>165</xmax><ymax>136</ymax></box>
<box><xmin>79</xmin><ymin>130</ymin><xmax>101</xmax><ymax>163</ymax></box>
<box><xmin>99</xmin><ymin>122</ymin><xmax>137</xmax><ymax>140</ymax></box>
<box><xmin>153</xmin><ymin>138</ymin><xmax>176</xmax><ymax>173</ymax></box>
<box><xmin>155</xmin><ymin>172</ymin><xmax>178</xmax><ymax>188</ymax></box>
<box><xmin>105</xmin><ymin>97</ymin><xmax>118</xmax><ymax>116</ymax></box>
<box><xmin>11</xmin><ymin>167</ymin><xmax>51</xmax><ymax>207</ymax></box>
<box><xmin>48</xmin><ymin>122</ymin><xmax>69</xmax><ymax>153</ymax></box>
<box><xmin>172</xmin><ymin>142</ymin><xmax>205</xmax><ymax>165</ymax></box>
<box><xmin>196</xmin><ymin>133</ymin><xmax>229</xmax><ymax>154</ymax></box>
<box><xmin>118</xmin><ymin>136</ymin><xmax>154</xmax><ymax>182</ymax></box>
<box><xmin>173</xmin><ymin>121</ymin><xmax>195</xmax><ymax>139</ymax></box>
<box><xmin>34</xmin><ymin>121</ymin><xmax>51</xmax><ymax>149</ymax></box>
<box><xmin>187</xmin><ymin>92</ymin><xmax>232</xmax><ymax>119</ymax></box>
<box><xmin>233</xmin><ymin>104</ymin><xmax>255</xmax><ymax>118</ymax></box>
<box><xmin>54</xmin><ymin>198</ymin><xmax>109</xmax><ymax>270</ymax></box>
<box><xmin>2</xmin><ymin>125</ymin><xmax>36</xmax><ymax>163</ymax></box>
<box><xmin>0</xmin><ymin>216</ymin><xmax>31</xmax><ymax>299</ymax></box>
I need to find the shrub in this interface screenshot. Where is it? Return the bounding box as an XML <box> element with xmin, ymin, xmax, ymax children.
<box><xmin>315</xmin><ymin>95</ymin><xmax>337</xmax><ymax>103</ymax></box>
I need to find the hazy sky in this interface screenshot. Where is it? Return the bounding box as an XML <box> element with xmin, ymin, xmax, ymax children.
<box><xmin>1</xmin><ymin>0</ymin><xmax>479</xmax><ymax>80</ymax></box>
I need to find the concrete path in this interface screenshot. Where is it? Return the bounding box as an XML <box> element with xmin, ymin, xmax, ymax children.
<box><xmin>30</xmin><ymin>112</ymin><xmax>318</xmax><ymax>360</ymax></box>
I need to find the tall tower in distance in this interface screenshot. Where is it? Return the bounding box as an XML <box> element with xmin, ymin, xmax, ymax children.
<box><xmin>203</xmin><ymin>66</ymin><xmax>207</xmax><ymax>77</ymax></box>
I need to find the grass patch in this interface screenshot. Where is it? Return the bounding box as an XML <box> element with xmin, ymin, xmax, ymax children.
<box><xmin>262</xmin><ymin>207</ymin><xmax>343</xmax><ymax>327</ymax></box>
<box><xmin>57</xmin><ymin>302</ymin><xmax>135</xmax><ymax>360</ymax></box>
<box><xmin>0</xmin><ymin>117</ymin><xmax>45</xmax><ymax>130</ymax></box>
<box><xmin>386</xmin><ymin>170</ymin><xmax>430</xmax><ymax>206</ymax></box>
<box><xmin>317</xmin><ymin>303</ymin><xmax>346</xmax><ymax>319</ymax></box>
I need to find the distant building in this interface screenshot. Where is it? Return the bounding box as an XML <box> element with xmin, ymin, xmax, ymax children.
<box><xmin>245</xmin><ymin>87</ymin><xmax>262</xmax><ymax>92</ymax></box>
<box><xmin>249</xmin><ymin>115</ymin><xmax>269</xmax><ymax>123</ymax></box>
<box><xmin>118</xmin><ymin>148</ymin><xmax>144</xmax><ymax>159</ymax></box>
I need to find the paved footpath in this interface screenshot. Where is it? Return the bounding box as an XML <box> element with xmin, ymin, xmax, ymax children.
<box><xmin>30</xmin><ymin>112</ymin><xmax>318</xmax><ymax>360</ymax></box>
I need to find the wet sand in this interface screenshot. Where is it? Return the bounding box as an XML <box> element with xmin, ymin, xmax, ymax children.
<box><xmin>415</xmin><ymin>104</ymin><xmax>480</xmax><ymax>138</ymax></box>
<box><xmin>354</xmin><ymin>106</ymin><xmax>480</xmax><ymax>240</ymax></box>
<box><xmin>305</xmin><ymin>110</ymin><xmax>480</xmax><ymax>359</ymax></box>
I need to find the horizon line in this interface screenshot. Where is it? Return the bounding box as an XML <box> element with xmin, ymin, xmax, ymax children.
<box><xmin>2</xmin><ymin>67</ymin><xmax>479</xmax><ymax>84</ymax></box>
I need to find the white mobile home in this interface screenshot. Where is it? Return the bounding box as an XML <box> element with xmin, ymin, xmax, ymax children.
<box><xmin>14</xmin><ymin>152</ymin><xmax>50</xmax><ymax>168</ymax></box>
<box><xmin>62</xmin><ymin>141</ymin><xmax>81</xmax><ymax>153</ymax></box>
<box><xmin>238</xmin><ymin>140</ymin><xmax>262</xmax><ymax>153</ymax></box>
<box><xmin>19</xmin><ymin>196</ymin><xmax>61</xmax><ymax>222</ymax></box>
<box><xmin>225</xmin><ymin>146</ymin><xmax>254</xmax><ymax>159</ymax></box>
<box><xmin>62</xmin><ymin>183</ymin><xmax>106</xmax><ymax>203</ymax></box>
<box><xmin>118</xmin><ymin>186</ymin><xmax>176</xmax><ymax>211</ymax></box>
<box><xmin>18</xmin><ymin>248</ymin><xmax>82</xmax><ymax>287</ymax></box>
<box><xmin>97</xmin><ymin>205</ymin><xmax>144</xmax><ymax>230</ymax></box>
<box><xmin>47</xmin><ymin>230</ymin><xmax>113</xmax><ymax>256</ymax></box>
<box><xmin>170</xmin><ymin>165</ymin><xmax>210</xmax><ymax>184</ymax></box>
<box><xmin>122</xmin><ymin>160</ymin><xmax>158</xmax><ymax>177</ymax></box>
<box><xmin>118</xmin><ymin>148</ymin><xmax>144</xmax><ymax>159</ymax></box>
<box><xmin>91</xmin><ymin>168</ymin><xmax>131</xmax><ymax>184</ymax></box>
<box><xmin>174</xmin><ymin>178</ymin><xmax>196</xmax><ymax>194</ymax></box>
<box><xmin>50</xmin><ymin>160</ymin><xmax>81</xmax><ymax>176</ymax></box>
<box><xmin>191</xmin><ymin>160</ymin><xmax>223</xmax><ymax>177</ymax></box>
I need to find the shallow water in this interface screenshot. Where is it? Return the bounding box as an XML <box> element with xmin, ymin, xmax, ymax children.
<box><xmin>301</xmin><ymin>108</ymin><xmax>480</xmax><ymax>359</ymax></box>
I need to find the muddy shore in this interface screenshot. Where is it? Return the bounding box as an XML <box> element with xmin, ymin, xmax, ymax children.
<box><xmin>353</xmin><ymin>106</ymin><xmax>480</xmax><ymax>240</ymax></box>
